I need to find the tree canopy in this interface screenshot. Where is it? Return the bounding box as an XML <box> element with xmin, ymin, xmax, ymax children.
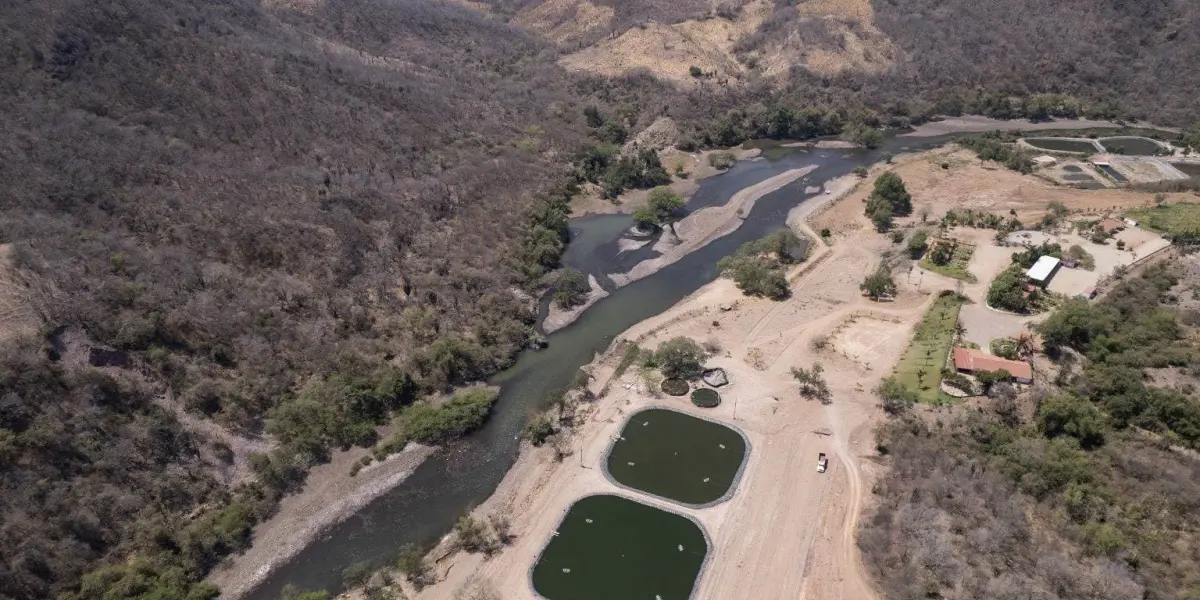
<box><xmin>633</xmin><ymin>186</ymin><xmax>686</xmax><ymax>229</ymax></box>
<box><xmin>654</xmin><ymin>337</ymin><xmax>707</xmax><ymax>380</ymax></box>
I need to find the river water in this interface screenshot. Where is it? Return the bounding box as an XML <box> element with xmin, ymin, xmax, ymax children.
<box><xmin>245</xmin><ymin>134</ymin><xmax>953</xmax><ymax>600</ymax></box>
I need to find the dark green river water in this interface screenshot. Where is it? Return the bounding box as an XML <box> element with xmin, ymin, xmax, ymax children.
<box><xmin>244</xmin><ymin>133</ymin><xmax>963</xmax><ymax>600</ymax></box>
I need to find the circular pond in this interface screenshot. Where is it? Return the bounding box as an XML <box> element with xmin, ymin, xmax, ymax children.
<box><xmin>690</xmin><ymin>388</ymin><xmax>720</xmax><ymax>408</ymax></box>
<box><xmin>531</xmin><ymin>495</ymin><xmax>708</xmax><ymax>600</ymax></box>
<box><xmin>662</xmin><ymin>378</ymin><xmax>689</xmax><ymax>396</ymax></box>
<box><xmin>605</xmin><ymin>408</ymin><xmax>748</xmax><ymax>506</ymax></box>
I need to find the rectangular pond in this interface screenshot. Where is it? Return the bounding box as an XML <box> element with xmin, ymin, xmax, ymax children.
<box><xmin>1171</xmin><ymin>162</ymin><xmax>1200</xmax><ymax>178</ymax></box>
<box><xmin>1024</xmin><ymin>138</ymin><xmax>1100</xmax><ymax>153</ymax></box>
<box><xmin>1095</xmin><ymin>163</ymin><xmax>1129</xmax><ymax>183</ymax></box>
<box><xmin>606</xmin><ymin>408</ymin><xmax>748</xmax><ymax>506</ymax></box>
<box><xmin>531</xmin><ymin>495</ymin><xmax>708</xmax><ymax>600</ymax></box>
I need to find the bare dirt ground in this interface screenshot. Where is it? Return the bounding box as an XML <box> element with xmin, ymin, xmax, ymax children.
<box><xmin>813</xmin><ymin>146</ymin><xmax>1176</xmax><ymax>237</ymax></box>
<box><xmin>209</xmin><ymin>443</ymin><xmax>435</xmax><ymax>600</ymax></box>
<box><xmin>901</xmin><ymin>116</ymin><xmax>1124</xmax><ymax>137</ymax></box>
<box><xmin>609</xmin><ymin>166</ymin><xmax>816</xmax><ymax>287</ymax></box>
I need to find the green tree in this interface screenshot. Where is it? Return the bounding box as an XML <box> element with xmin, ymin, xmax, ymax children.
<box><xmin>870</xmin><ymin>205</ymin><xmax>893</xmax><ymax>232</ymax></box>
<box><xmin>553</xmin><ymin>268</ymin><xmax>590</xmax><ymax>309</ymax></box>
<box><xmin>928</xmin><ymin>242</ymin><xmax>953</xmax><ymax>265</ymax></box>
<box><xmin>688</xmin><ymin>65</ymin><xmax>703</xmax><ymax>78</ymax></box>
<box><xmin>522</xmin><ymin>414</ymin><xmax>556</xmax><ymax>446</ymax></box>
<box><xmin>870</xmin><ymin>172</ymin><xmax>913</xmax><ymax>216</ymax></box>
<box><xmin>842</xmin><ymin>123</ymin><xmax>883</xmax><ymax>148</ymax></box>
<box><xmin>860</xmin><ymin>266</ymin><xmax>897</xmax><ymax>300</ymax></box>
<box><xmin>987</xmin><ymin>266</ymin><xmax>1031</xmax><ymax>312</ymax></box>
<box><xmin>396</xmin><ymin>544</ymin><xmax>432</xmax><ymax>587</ymax></box>
<box><xmin>906</xmin><ymin>230</ymin><xmax>928</xmax><ymax>258</ymax></box>
<box><xmin>1039</xmin><ymin>395</ymin><xmax>1107</xmax><ymax>448</ymax></box>
<box><xmin>654</xmin><ymin>337</ymin><xmax>707</xmax><ymax>379</ymax></box>
<box><xmin>596</xmin><ymin>121</ymin><xmax>627</xmax><ymax>144</ymax></box>
<box><xmin>583</xmin><ymin>105</ymin><xmax>603</xmax><ymax>128</ymax></box>
<box><xmin>876</xmin><ymin>377</ymin><xmax>917</xmax><ymax>414</ymax></box>
<box><xmin>633</xmin><ymin>186</ymin><xmax>685</xmax><ymax>229</ymax></box>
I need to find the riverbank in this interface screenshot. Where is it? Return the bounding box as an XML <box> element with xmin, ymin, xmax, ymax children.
<box><xmin>207</xmin><ymin>443</ymin><xmax>435</xmax><ymax>600</ymax></box>
<box><xmin>609</xmin><ymin>165</ymin><xmax>817</xmax><ymax>287</ymax></box>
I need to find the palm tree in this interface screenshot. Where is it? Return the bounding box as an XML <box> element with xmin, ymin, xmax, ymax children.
<box><xmin>1015</xmin><ymin>331</ymin><xmax>1037</xmax><ymax>358</ymax></box>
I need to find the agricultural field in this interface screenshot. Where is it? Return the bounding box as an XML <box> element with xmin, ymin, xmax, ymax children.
<box><xmin>892</xmin><ymin>293</ymin><xmax>964</xmax><ymax>403</ymax></box>
<box><xmin>1127</xmin><ymin>203</ymin><xmax>1200</xmax><ymax>239</ymax></box>
<box><xmin>918</xmin><ymin>243</ymin><xmax>977</xmax><ymax>282</ymax></box>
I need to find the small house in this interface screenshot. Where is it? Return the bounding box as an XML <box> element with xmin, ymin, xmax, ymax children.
<box><xmin>953</xmin><ymin>347</ymin><xmax>1033</xmax><ymax>383</ymax></box>
<box><xmin>1026</xmin><ymin>255</ymin><xmax>1061</xmax><ymax>286</ymax></box>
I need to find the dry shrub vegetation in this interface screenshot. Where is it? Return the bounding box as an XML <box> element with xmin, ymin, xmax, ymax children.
<box><xmin>2</xmin><ymin>0</ymin><xmax>1200</xmax><ymax>598</ymax></box>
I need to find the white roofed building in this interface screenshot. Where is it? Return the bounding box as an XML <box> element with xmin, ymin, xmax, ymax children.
<box><xmin>1027</xmin><ymin>255</ymin><xmax>1061</xmax><ymax>286</ymax></box>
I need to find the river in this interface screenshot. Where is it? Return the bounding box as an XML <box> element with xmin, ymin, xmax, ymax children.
<box><xmin>242</xmin><ymin>132</ymin><xmax>996</xmax><ymax>599</ymax></box>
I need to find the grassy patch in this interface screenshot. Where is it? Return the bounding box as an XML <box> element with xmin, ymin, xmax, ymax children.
<box><xmin>918</xmin><ymin>243</ymin><xmax>976</xmax><ymax>282</ymax></box>
<box><xmin>1127</xmin><ymin>203</ymin><xmax>1200</xmax><ymax>239</ymax></box>
<box><xmin>893</xmin><ymin>294</ymin><xmax>965</xmax><ymax>403</ymax></box>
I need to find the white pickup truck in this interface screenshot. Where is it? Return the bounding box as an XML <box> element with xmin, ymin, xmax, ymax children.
<box><xmin>817</xmin><ymin>453</ymin><xmax>829</xmax><ymax>473</ymax></box>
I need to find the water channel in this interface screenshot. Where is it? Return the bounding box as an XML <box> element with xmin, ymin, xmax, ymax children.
<box><xmin>245</xmin><ymin>132</ymin><xmax>969</xmax><ymax>600</ymax></box>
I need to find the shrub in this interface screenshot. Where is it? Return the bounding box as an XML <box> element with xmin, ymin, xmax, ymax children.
<box><xmin>403</xmin><ymin>387</ymin><xmax>499</xmax><ymax>445</ymax></box>
<box><xmin>907</xmin><ymin>230</ymin><xmax>928</xmax><ymax>258</ymax></box>
<box><xmin>689</xmin><ymin>65</ymin><xmax>703</xmax><ymax>78</ymax></box>
<box><xmin>988</xmin><ymin>266</ymin><xmax>1032</xmax><ymax>312</ymax></box>
<box><xmin>661</xmin><ymin>378</ymin><xmax>689</xmax><ymax>396</ymax></box>
<box><xmin>861</xmin><ymin>265</ymin><xmax>897</xmax><ymax>300</ymax></box>
<box><xmin>522</xmin><ymin>414</ymin><xmax>556</xmax><ymax>446</ymax></box>
<box><xmin>632</xmin><ymin>186</ymin><xmax>685</xmax><ymax>229</ymax></box>
<box><xmin>554</xmin><ymin>268</ymin><xmax>590</xmax><ymax>309</ymax></box>
<box><xmin>842</xmin><ymin>123</ymin><xmax>883</xmax><ymax>148</ymax></box>
<box><xmin>454</xmin><ymin>515</ymin><xmax>498</xmax><ymax>554</ymax></box>
<box><xmin>708</xmin><ymin>151</ymin><xmax>736</xmax><ymax>169</ymax></box>
<box><xmin>655</xmin><ymin>337</ymin><xmax>706</xmax><ymax>380</ymax></box>
<box><xmin>396</xmin><ymin>544</ymin><xmax>432</xmax><ymax>587</ymax></box>
<box><xmin>342</xmin><ymin>562</ymin><xmax>372</xmax><ymax>588</ymax></box>
<box><xmin>877</xmin><ymin>377</ymin><xmax>918</xmax><ymax>414</ymax></box>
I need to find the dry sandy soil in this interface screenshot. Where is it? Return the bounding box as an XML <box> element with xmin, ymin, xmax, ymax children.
<box><xmin>813</xmin><ymin>146</ymin><xmax>1177</xmax><ymax>237</ymax></box>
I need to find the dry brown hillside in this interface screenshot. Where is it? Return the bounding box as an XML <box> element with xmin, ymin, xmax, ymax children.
<box><xmin>512</xmin><ymin>0</ymin><xmax>896</xmax><ymax>83</ymax></box>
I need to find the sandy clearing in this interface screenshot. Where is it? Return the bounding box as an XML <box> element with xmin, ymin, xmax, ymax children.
<box><xmin>609</xmin><ymin>166</ymin><xmax>817</xmax><ymax>287</ymax></box>
<box><xmin>208</xmin><ymin>443</ymin><xmax>435</xmax><ymax>600</ymax></box>
<box><xmin>542</xmin><ymin>274</ymin><xmax>610</xmax><ymax>333</ymax></box>
<box><xmin>902</xmin><ymin>116</ymin><xmax>1127</xmax><ymax>137</ymax></box>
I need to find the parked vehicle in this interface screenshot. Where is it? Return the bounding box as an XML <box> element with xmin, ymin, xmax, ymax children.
<box><xmin>817</xmin><ymin>453</ymin><xmax>829</xmax><ymax>473</ymax></box>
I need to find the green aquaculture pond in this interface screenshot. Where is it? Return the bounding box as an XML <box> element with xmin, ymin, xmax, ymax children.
<box><xmin>531</xmin><ymin>495</ymin><xmax>708</xmax><ymax>600</ymax></box>
<box><xmin>606</xmin><ymin>408</ymin><xmax>747</xmax><ymax>506</ymax></box>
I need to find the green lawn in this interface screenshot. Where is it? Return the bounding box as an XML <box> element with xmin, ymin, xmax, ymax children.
<box><xmin>1127</xmin><ymin>203</ymin><xmax>1200</xmax><ymax>239</ymax></box>
<box><xmin>918</xmin><ymin>244</ymin><xmax>977</xmax><ymax>283</ymax></box>
<box><xmin>893</xmin><ymin>294</ymin><xmax>964</xmax><ymax>404</ymax></box>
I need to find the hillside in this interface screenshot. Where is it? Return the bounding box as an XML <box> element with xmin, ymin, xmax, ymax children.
<box><xmin>3</xmin><ymin>0</ymin><xmax>1200</xmax><ymax>599</ymax></box>
<box><xmin>507</xmin><ymin>0</ymin><xmax>1200</xmax><ymax>125</ymax></box>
